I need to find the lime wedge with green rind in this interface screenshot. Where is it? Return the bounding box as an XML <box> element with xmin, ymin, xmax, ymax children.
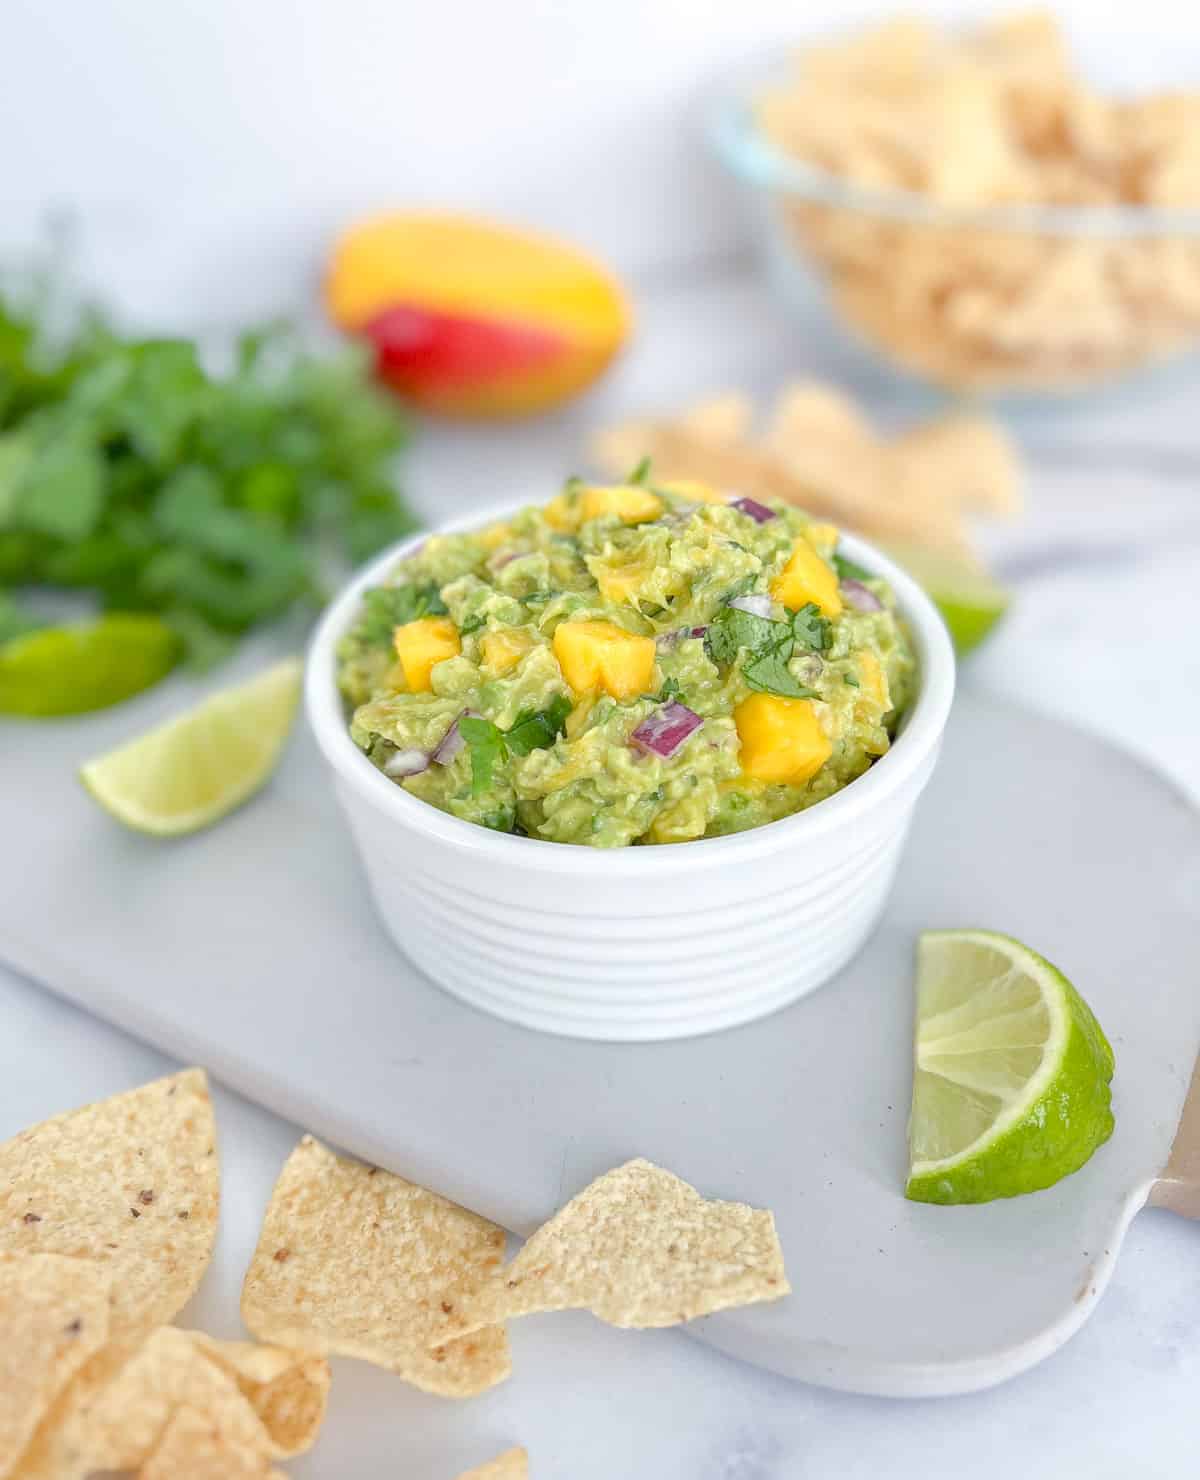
<box><xmin>80</xmin><ymin>658</ymin><xmax>301</xmax><ymax>836</ymax></box>
<box><xmin>906</xmin><ymin>929</ymin><xmax>1115</xmax><ymax>1205</ymax></box>
<box><xmin>880</xmin><ymin>544</ymin><xmax>1011</xmax><ymax>655</ymax></box>
<box><xmin>0</xmin><ymin>615</ymin><xmax>179</xmax><ymax>716</ymax></box>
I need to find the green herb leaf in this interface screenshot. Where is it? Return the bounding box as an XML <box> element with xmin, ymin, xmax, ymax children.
<box><xmin>833</xmin><ymin>553</ymin><xmax>873</xmax><ymax>583</ymax></box>
<box><xmin>354</xmin><ymin>583</ymin><xmax>447</xmax><ymax>647</ymax></box>
<box><xmin>458</xmin><ymin>715</ymin><xmax>507</xmax><ymax>796</ymax></box>
<box><xmin>789</xmin><ymin>603</ymin><xmax>830</xmax><ymax>652</ymax></box>
<box><xmin>704</xmin><ymin>605</ymin><xmax>779</xmax><ymax>666</ymax></box>
<box><xmin>844</xmin><ymin>673</ymin><xmax>860</xmax><ymax>687</ymax></box>
<box><xmin>626</xmin><ymin>456</ymin><xmax>652</xmax><ymax>486</ymax></box>
<box><xmin>656</xmin><ymin>676</ymin><xmax>683</xmax><ymax>704</ymax></box>
<box><xmin>459</xmin><ymin>613</ymin><xmax>487</xmax><ymax>636</ymax></box>
<box><xmin>743</xmin><ymin>641</ymin><xmax>817</xmax><ymax>700</ymax></box>
<box><xmin>505</xmin><ymin>695</ymin><xmax>571</xmax><ymax>756</ymax></box>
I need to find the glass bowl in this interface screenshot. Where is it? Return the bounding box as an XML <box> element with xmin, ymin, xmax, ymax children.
<box><xmin>710</xmin><ymin>53</ymin><xmax>1200</xmax><ymax>406</ymax></box>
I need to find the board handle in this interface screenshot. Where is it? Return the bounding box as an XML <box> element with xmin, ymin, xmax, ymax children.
<box><xmin>1150</xmin><ymin>1055</ymin><xmax>1200</xmax><ymax>1218</ymax></box>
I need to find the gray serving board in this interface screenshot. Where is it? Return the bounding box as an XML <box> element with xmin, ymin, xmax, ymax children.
<box><xmin>3</xmin><ymin>669</ymin><xmax>1200</xmax><ymax>1396</ymax></box>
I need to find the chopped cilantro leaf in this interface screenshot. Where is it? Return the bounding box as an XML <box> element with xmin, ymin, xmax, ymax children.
<box><xmin>522</xmin><ymin>590</ymin><xmax>553</xmax><ymax>607</ymax></box>
<box><xmin>460</xmin><ymin>696</ymin><xmax>571</xmax><ymax>791</ymax></box>
<box><xmin>355</xmin><ymin>582</ymin><xmax>447</xmax><ymax>647</ymax></box>
<box><xmin>723</xmin><ymin>573</ymin><xmax>757</xmax><ymax>600</ymax></box>
<box><xmin>833</xmin><ymin>553</ymin><xmax>873</xmax><ymax>583</ymax></box>
<box><xmin>704</xmin><ymin>605</ymin><xmax>778</xmax><ymax>666</ymax></box>
<box><xmin>656</xmin><ymin>676</ymin><xmax>683</xmax><ymax>704</ymax></box>
<box><xmin>626</xmin><ymin>456</ymin><xmax>652</xmax><ymax>485</ymax></box>
<box><xmin>789</xmin><ymin>602</ymin><xmax>830</xmax><ymax>652</ymax></box>
<box><xmin>459</xmin><ymin>613</ymin><xmax>486</xmax><ymax>636</ymax></box>
<box><xmin>505</xmin><ymin>695</ymin><xmax>571</xmax><ymax>756</ymax></box>
<box><xmin>743</xmin><ymin>642</ymin><xmax>817</xmax><ymax>700</ymax></box>
<box><xmin>458</xmin><ymin>715</ymin><xmax>507</xmax><ymax>796</ymax></box>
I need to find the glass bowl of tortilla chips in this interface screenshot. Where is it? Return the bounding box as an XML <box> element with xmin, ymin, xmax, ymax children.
<box><xmin>711</xmin><ymin>13</ymin><xmax>1200</xmax><ymax>399</ymax></box>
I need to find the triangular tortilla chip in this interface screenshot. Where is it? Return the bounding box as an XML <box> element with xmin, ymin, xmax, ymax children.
<box><xmin>185</xmin><ymin>1332</ymin><xmax>329</xmax><ymax>1457</ymax></box>
<box><xmin>0</xmin><ymin>1069</ymin><xmax>219</xmax><ymax>1344</ymax></box>
<box><xmin>0</xmin><ymin>1254</ymin><xmax>110</xmax><ymax>1475</ymax></box>
<box><xmin>139</xmin><ymin>1405</ymin><xmax>285</xmax><ymax>1480</ymax></box>
<box><xmin>241</xmin><ymin>1136</ymin><xmax>510</xmax><ymax>1397</ymax></box>
<box><xmin>456</xmin><ymin>1159</ymin><xmax>789</xmax><ymax>1331</ymax></box>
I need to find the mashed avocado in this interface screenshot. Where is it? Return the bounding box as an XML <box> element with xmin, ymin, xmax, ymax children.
<box><xmin>337</xmin><ymin>474</ymin><xmax>916</xmax><ymax>847</ymax></box>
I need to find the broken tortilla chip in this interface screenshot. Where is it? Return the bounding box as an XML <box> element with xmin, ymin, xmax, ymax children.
<box><xmin>241</xmin><ymin>1136</ymin><xmax>510</xmax><ymax>1398</ymax></box>
<box><xmin>0</xmin><ymin>1069</ymin><xmax>219</xmax><ymax>1345</ymax></box>
<box><xmin>184</xmin><ymin>1333</ymin><xmax>329</xmax><ymax>1457</ymax></box>
<box><xmin>10</xmin><ymin>1327</ymin><xmax>326</xmax><ymax>1480</ymax></box>
<box><xmin>139</xmin><ymin>1405</ymin><xmax>285</xmax><ymax>1480</ymax></box>
<box><xmin>0</xmin><ymin>1254</ymin><xmax>111</xmax><ymax>1475</ymax></box>
<box><xmin>456</xmin><ymin>1446</ymin><xmax>529</xmax><ymax>1479</ymax></box>
<box><xmin>455</xmin><ymin>1159</ymin><xmax>789</xmax><ymax>1333</ymax></box>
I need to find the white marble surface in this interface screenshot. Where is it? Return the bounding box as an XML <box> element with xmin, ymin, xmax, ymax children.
<box><xmin>4</xmin><ymin>267</ymin><xmax>1200</xmax><ymax>1476</ymax></box>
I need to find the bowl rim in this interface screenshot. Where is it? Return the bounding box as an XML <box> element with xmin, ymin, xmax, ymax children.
<box><xmin>709</xmin><ymin>48</ymin><xmax>1200</xmax><ymax>239</ymax></box>
<box><xmin>305</xmin><ymin>500</ymin><xmax>956</xmax><ymax>876</ymax></box>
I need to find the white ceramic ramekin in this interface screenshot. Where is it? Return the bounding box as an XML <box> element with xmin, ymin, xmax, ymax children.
<box><xmin>306</xmin><ymin>507</ymin><xmax>955</xmax><ymax>1041</ymax></box>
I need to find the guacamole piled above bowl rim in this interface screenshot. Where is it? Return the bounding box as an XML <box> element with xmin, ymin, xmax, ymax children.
<box><xmin>333</xmin><ymin>474</ymin><xmax>922</xmax><ymax>850</ymax></box>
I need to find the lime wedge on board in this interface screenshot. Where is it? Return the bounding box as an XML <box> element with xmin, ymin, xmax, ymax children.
<box><xmin>881</xmin><ymin>544</ymin><xmax>1010</xmax><ymax>655</ymax></box>
<box><xmin>907</xmin><ymin>929</ymin><xmax>1115</xmax><ymax>1204</ymax></box>
<box><xmin>80</xmin><ymin>658</ymin><xmax>302</xmax><ymax>836</ymax></box>
<box><xmin>0</xmin><ymin>615</ymin><xmax>178</xmax><ymax>716</ymax></box>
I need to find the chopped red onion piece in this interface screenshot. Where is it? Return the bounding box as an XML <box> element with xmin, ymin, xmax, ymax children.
<box><xmin>431</xmin><ymin>709</ymin><xmax>480</xmax><ymax>766</ymax></box>
<box><xmin>384</xmin><ymin>748</ymin><xmax>430</xmax><ymax>778</ymax></box>
<box><xmin>728</xmin><ymin>593</ymin><xmax>772</xmax><ymax>619</ymax></box>
<box><xmin>841</xmin><ymin>579</ymin><xmax>883</xmax><ymax>612</ymax></box>
<box><xmin>731</xmin><ymin>497</ymin><xmax>776</xmax><ymax>524</ymax></box>
<box><xmin>688</xmin><ymin>625</ymin><xmax>708</xmax><ymax>638</ymax></box>
<box><xmin>630</xmin><ymin>703</ymin><xmax>703</xmax><ymax>759</ymax></box>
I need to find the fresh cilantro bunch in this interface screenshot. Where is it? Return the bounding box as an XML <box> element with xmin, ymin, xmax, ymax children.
<box><xmin>459</xmin><ymin>696</ymin><xmax>572</xmax><ymax>796</ymax></box>
<box><xmin>705</xmin><ymin>601</ymin><xmax>829</xmax><ymax>699</ymax></box>
<box><xmin>0</xmin><ymin>291</ymin><xmax>417</xmax><ymax>666</ymax></box>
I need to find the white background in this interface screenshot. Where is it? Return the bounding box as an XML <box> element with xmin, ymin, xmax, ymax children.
<box><xmin>5</xmin><ymin>0</ymin><xmax>1200</xmax><ymax>323</ymax></box>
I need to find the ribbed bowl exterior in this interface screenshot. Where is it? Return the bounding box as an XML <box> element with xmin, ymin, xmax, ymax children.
<box><xmin>336</xmin><ymin>760</ymin><xmax>935</xmax><ymax>1039</ymax></box>
<box><xmin>308</xmin><ymin>512</ymin><xmax>955</xmax><ymax>1042</ymax></box>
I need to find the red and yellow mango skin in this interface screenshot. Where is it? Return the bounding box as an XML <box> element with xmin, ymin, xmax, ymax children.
<box><xmin>326</xmin><ymin>213</ymin><xmax>632</xmax><ymax>418</ymax></box>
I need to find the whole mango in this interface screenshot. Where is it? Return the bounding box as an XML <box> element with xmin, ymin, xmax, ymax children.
<box><xmin>326</xmin><ymin>213</ymin><xmax>632</xmax><ymax>419</ymax></box>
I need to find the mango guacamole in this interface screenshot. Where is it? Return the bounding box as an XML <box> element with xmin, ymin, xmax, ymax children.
<box><xmin>337</xmin><ymin>473</ymin><xmax>915</xmax><ymax>846</ymax></box>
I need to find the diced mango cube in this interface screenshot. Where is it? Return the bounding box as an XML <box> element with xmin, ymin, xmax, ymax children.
<box><xmin>552</xmin><ymin>619</ymin><xmax>656</xmax><ymax>700</ymax></box>
<box><xmin>579</xmin><ymin>484</ymin><xmax>663</xmax><ymax>524</ymax></box>
<box><xmin>735</xmin><ymin>693</ymin><xmax>832</xmax><ymax>785</ymax></box>
<box><xmin>480</xmin><ymin>628</ymin><xmax>533</xmax><ymax>675</ymax></box>
<box><xmin>544</xmin><ymin>492</ymin><xmax>580</xmax><ymax>532</ymax></box>
<box><xmin>660</xmin><ymin>480</ymin><xmax>729</xmax><ymax>506</ymax></box>
<box><xmin>769</xmin><ymin>539</ymin><xmax>843</xmax><ymax>617</ymax></box>
<box><xmin>393</xmin><ymin>616</ymin><xmax>461</xmax><ymax>692</ymax></box>
<box><xmin>857</xmin><ymin>650</ymin><xmax>890</xmax><ymax>710</ymax></box>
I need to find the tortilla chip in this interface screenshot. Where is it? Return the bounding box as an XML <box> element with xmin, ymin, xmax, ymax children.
<box><xmin>185</xmin><ymin>1333</ymin><xmax>329</xmax><ymax>1457</ymax></box>
<box><xmin>241</xmin><ymin>1136</ymin><xmax>510</xmax><ymax>1397</ymax></box>
<box><xmin>456</xmin><ymin>1446</ymin><xmax>529</xmax><ymax>1479</ymax></box>
<box><xmin>887</xmin><ymin>414</ymin><xmax>1023</xmax><ymax>517</ymax></box>
<box><xmin>0</xmin><ymin>1069</ymin><xmax>219</xmax><ymax>1345</ymax></box>
<box><xmin>10</xmin><ymin>1327</ymin><xmax>325</xmax><ymax>1479</ymax></box>
<box><xmin>139</xmin><ymin>1406</ymin><xmax>285</xmax><ymax>1480</ymax></box>
<box><xmin>457</xmin><ymin>1159</ymin><xmax>789</xmax><ymax>1331</ymax></box>
<box><xmin>0</xmin><ymin>1254</ymin><xmax>110</xmax><ymax>1475</ymax></box>
<box><xmin>590</xmin><ymin>394</ymin><xmax>978</xmax><ymax>554</ymax></box>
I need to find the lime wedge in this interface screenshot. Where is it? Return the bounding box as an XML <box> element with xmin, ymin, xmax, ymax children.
<box><xmin>80</xmin><ymin>658</ymin><xmax>302</xmax><ymax>836</ymax></box>
<box><xmin>0</xmin><ymin>615</ymin><xmax>178</xmax><ymax>716</ymax></box>
<box><xmin>880</xmin><ymin>544</ymin><xmax>1010</xmax><ymax>655</ymax></box>
<box><xmin>906</xmin><ymin>930</ymin><xmax>1115</xmax><ymax>1204</ymax></box>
